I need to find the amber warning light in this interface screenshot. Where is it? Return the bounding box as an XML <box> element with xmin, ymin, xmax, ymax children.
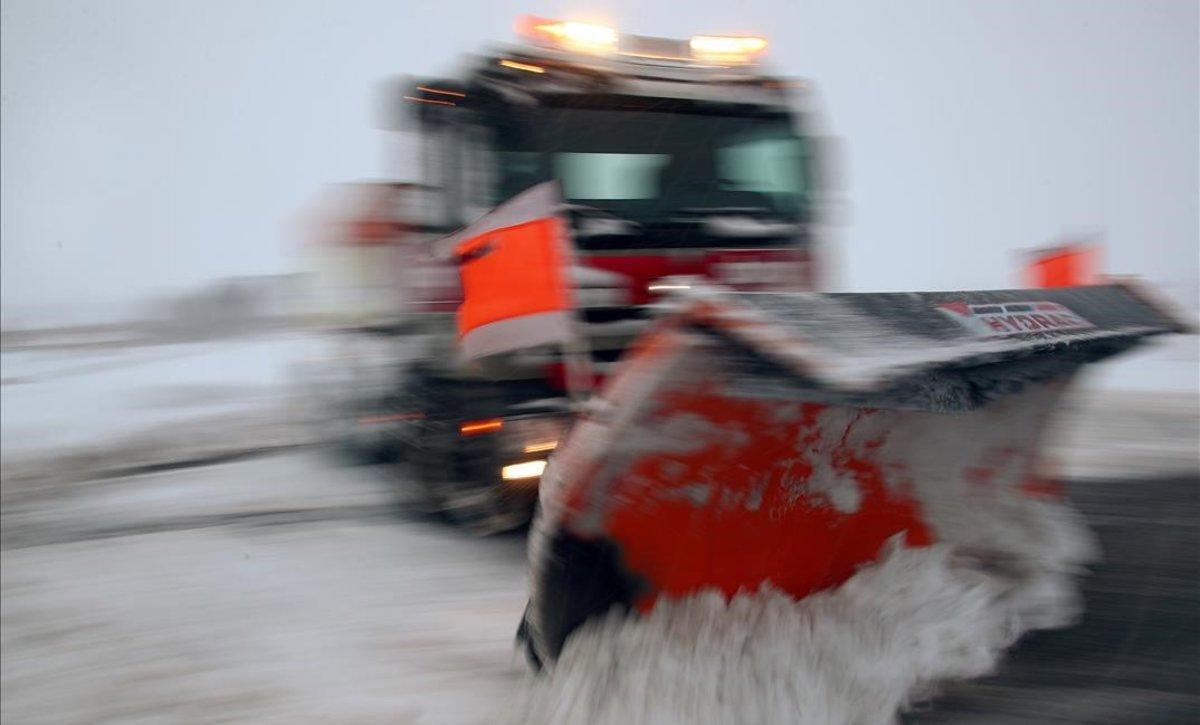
<box><xmin>517</xmin><ymin>16</ymin><xmax>618</xmax><ymax>53</ymax></box>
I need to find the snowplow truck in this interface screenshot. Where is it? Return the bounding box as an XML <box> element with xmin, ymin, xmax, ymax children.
<box><xmin>301</xmin><ymin>15</ymin><xmax>1192</xmax><ymax>679</ymax></box>
<box><xmin>315</xmin><ymin>19</ymin><xmax>833</xmax><ymax>531</ymax></box>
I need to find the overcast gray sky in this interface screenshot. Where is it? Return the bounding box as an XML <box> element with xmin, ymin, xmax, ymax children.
<box><xmin>2</xmin><ymin>0</ymin><xmax>1197</xmax><ymax>323</ymax></box>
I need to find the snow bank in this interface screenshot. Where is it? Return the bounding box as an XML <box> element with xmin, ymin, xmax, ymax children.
<box><xmin>508</xmin><ymin>499</ymin><xmax>1095</xmax><ymax>724</ymax></box>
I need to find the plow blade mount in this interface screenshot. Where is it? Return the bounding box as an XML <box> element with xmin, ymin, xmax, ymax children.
<box><xmin>520</xmin><ymin>282</ymin><xmax>1187</xmax><ymax>667</ymax></box>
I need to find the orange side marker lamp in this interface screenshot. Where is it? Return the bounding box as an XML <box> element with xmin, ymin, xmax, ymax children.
<box><xmin>1022</xmin><ymin>242</ymin><xmax>1102</xmax><ymax>289</ymax></box>
<box><xmin>460</xmin><ymin>418</ymin><xmax>504</xmax><ymax>436</ymax></box>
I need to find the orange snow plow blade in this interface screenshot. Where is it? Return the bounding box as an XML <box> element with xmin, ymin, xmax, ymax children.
<box><xmin>519</xmin><ymin>282</ymin><xmax>1188</xmax><ymax>666</ymax></box>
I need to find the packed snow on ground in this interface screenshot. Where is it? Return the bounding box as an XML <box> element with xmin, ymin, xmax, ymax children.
<box><xmin>508</xmin><ymin>498</ymin><xmax>1095</xmax><ymax>725</ymax></box>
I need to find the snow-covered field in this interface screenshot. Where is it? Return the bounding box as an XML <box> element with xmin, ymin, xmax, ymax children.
<box><xmin>3</xmin><ymin>332</ymin><xmax>1194</xmax><ymax>488</ymax></box>
<box><xmin>1</xmin><ymin>334</ymin><xmax>316</xmax><ymax>461</ymax></box>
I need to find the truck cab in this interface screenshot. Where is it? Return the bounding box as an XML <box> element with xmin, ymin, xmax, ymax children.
<box><xmin>398</xmin><ymin>20</ymin><xmax>828</xmax><ymax>365</ymax></box>
<box><xmin>330</xmin><ymin>19</ymin><xmax>834</xmax><ymax>530</ymax></box>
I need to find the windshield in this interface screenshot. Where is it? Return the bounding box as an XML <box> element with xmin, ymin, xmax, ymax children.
<box><xmin>493</xmin><ymin>103</ymin><xmax>812</xmax><ymax>223</ymax></box>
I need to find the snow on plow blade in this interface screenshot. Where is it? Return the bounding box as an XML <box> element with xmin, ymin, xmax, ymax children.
<box><xmin>521</xmin><ymin>282</ymin><xmax>1187</xmax><ymax>666</ymax></box>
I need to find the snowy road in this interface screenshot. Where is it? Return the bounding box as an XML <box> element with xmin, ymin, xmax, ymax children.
<box><xmin>3</xmin><ymin>449</ymin><xmax>1197</xmax><ymax>723</ymax></box>
<box><xmin>916</xmin><ymin>474</ymin><xmax>1200</xmax><ymax>723</ymax></box>
<box><xmin>1</xmin><ymin>452</ymin><xmax>532</xmax><ymax>723</ymax></box>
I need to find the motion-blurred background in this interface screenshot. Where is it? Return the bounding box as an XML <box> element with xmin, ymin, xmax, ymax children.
<box><xmin>2</xmin><ymin>1</ymin><xmax>1197</xmax><ymax>723</ymax></box>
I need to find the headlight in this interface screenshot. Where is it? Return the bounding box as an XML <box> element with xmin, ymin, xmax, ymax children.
<box><xmin>502</xmin><ymin>460</ymin><xmax>548</xmax><ymax>481</ymax></box>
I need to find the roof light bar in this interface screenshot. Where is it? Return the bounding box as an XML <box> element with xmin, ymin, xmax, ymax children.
<box><xmin>513</xmin><ymin>15</ymin><xmax>769</xmax><ymax>66</ymax></box>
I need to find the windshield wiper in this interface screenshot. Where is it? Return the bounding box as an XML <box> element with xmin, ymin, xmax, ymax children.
<box><xmin>564</xmin><ymin>203</ymin><xmax>643</xmax><ymax>237</ymax></box>
<box><xmin>671</xmin><ymin>206</ymin><xmax>775</xmax><ymax>215</ymax></box>
<box><xmin>665</xmin><ymin>207</ymin><xmax>799</xmax><ymax>237</ymax></box>
<box><xmin>701</xmin><ymin>216</ymin><xmax>799</xmax><ymax>238</ymax></box>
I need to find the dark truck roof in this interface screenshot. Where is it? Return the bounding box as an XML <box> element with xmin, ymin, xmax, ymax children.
<box><xmin>405</xmin><ymin>42</ymin><xmax>804</xmax><ymax>112</ymax></box>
